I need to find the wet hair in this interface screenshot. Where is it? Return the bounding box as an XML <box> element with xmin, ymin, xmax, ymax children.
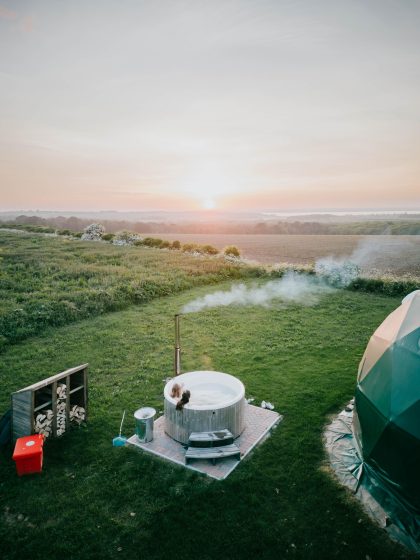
<box><xmin>176</xmin><ymin>390</ymin><xmax>191</xmax><ymax>411</ymax></box>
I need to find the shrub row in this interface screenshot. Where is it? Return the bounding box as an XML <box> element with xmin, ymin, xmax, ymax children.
<box><xmin>0</xmin><ymin>223</ymin><xmax>84</xmax><ymax>237</ymax></box>
<box><xmin>0</xmin><ymin>223</ymin><xmax>56</xmax><ymax>234</ymax></box>
<box><xmin>135</xmin><ymin>236</ymin><xmax>237</xmax><ymax>256</ymax></box>
<box><xmin>0</xmin><ymin>223</ymin><xmax>241</xmax><ymax>258</ymax></box>
<box><xmin>349</xmin><ymin>276</ymin><xmax>419</xmax><ymax>297</ymax></box>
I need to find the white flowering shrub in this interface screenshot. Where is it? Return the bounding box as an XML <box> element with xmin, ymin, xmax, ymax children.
<box><xmin>112</xmin><ymin>230</ymin><xmax>143</xmax><ymax>246</ymax></box>
<box><xmin>81</xmin><ymin>223</ymin><xmax>105</xmax><ymax>241</ymax></box>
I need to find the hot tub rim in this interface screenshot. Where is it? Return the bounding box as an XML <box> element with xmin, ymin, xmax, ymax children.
<box><xmin>163</xmin><ymin>370</ymin><xmax>245</xmax><ymax>411</ymax></box>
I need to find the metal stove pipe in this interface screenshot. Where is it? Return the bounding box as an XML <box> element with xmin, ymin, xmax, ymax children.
<box><xmin>174</xmin><ymin>314</ymin><xmax>181</xmax><ymax>376</ymax></box>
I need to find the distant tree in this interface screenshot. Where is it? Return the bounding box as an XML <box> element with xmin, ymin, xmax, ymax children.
<box><xmin>254</xmin><ymin>222</ymin><xmax>268</xmax><ymax>233</ymax></box>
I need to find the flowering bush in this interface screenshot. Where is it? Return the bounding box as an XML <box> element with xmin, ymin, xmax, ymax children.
<box><xmin>81</xmin><ymin>223</ymin><xmax>105</xmax><ymax>241</ymax></box>
<box><xmin>112</xmin><ymin>230</ymin><xmax>143</xmax><ymax>246</ymax></box>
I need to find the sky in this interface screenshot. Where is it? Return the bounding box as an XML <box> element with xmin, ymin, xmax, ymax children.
<box><xmin>0</xmin><ymin>0</ymin><xmax>419</xmax><ymax>212</ymax></box>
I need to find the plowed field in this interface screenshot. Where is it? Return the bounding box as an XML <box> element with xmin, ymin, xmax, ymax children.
<box><xmin>153</xmin><ymin>233</ymin><xmax>420</xmax><ymax>276</ymax></box>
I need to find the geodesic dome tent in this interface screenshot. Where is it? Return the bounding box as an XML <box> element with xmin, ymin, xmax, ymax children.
<box><xmin>353</xmin><ymin>290</ymin><xmax>420</xmax><ymax>511</ymax></box>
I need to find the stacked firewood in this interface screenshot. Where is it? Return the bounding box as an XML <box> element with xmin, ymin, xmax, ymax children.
<box><xmin>34</xmin><ymin>409</ymin><xmax>53</xmax><ymax>438</ymax></box>
<box><xmin>70</xmin><ymin>405</ymin><xmax>86</xmax><ymax>424</ymax></box>
<box><xmin>56</xmin><ymin>383</ymin><xmax>67</xmax><ymax>436</ymax></box>
<box><xmin>57</xmin><ymin>382</ymin><xmax>67</xmax><ymax>400</ymax></box>
<box><xmin>33</xmin><ymin>382</ymin><xmax>86</xmax><ymax>438</ymax></box>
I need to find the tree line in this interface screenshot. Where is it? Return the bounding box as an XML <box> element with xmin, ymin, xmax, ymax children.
<box><xmin>1</xmin><ymin>215</ymin><xmax>420</xmax><ymax>235</ymax></box>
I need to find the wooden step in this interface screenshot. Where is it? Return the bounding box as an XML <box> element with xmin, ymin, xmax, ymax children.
<box><xmin>188</xmin><ymin>429</ymin><xmax>234</xmax><ymax>448</ymax></box>
<box><xmin>185</xmin><ymin>443</ymin><xmax>240</xmax><ymax>465</ymax></box>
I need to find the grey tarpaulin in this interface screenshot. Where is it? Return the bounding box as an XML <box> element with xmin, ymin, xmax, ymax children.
<box><xmin>324</xmin><ymin>401</ymin><xmax>420</xmax><ymax>553</ymax></box>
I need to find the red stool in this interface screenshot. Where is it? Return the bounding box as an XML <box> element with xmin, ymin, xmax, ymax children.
<box><xmin>12</xmin><ymin>434</ymin><xmax>45</xmax><ymax>476</ymax></box>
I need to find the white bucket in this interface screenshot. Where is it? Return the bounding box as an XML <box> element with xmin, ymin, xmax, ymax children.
<box><xmin>134</xmin><ymin>407</ymin><xmax>156</xmax><ymax>443</ymax></box>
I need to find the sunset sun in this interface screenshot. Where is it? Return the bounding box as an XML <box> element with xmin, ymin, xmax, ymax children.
<box><xmin>202</xmin><ymin>197</ymin><xmax>216</xmax><ymax>210</ymax></box>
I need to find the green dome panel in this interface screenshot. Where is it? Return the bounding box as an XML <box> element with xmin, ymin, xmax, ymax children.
<box><xmin>391</xmin><ymin>335</ymin><xmax>420</xmax><ymax>417</ymax></box>
<box><xmin>358</xmin><ymin>348</ymin><xmax>393</xmax><ymax>417</ymax></box>
<box><xmin>354</xmin><ymin>388</ymin><xmax>389</xmax><ymax>458</ymax></box>
<box><xmin>394</xmin><ymin>401</ymin><xmax>420</xmax><ymax>440</ymax></box>
<box><xmin>368</xmin><ymin>422</ymin><xmax>420</xmax><ymax>510</ymax></box>
<box><xmin>353</xmin><ymin>291</ymin><xmax>420</xmax><ymax>512</ymax></box>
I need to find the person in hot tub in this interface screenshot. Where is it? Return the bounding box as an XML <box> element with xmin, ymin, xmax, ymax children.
<box><xmin>176</xmin><ymin>390</ymin><xmax>191</xmax><ymax>410</ymax></box>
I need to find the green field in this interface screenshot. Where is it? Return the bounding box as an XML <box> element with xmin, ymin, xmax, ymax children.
<box><xmin>0</xmin><ymin>233</ymin><xmax>418</xmax><ymax>559</ymax></box>
<box><xmin>0</xmin><ymin>231</ymin><xmax>259</xmax><ymax>349</ymax></box>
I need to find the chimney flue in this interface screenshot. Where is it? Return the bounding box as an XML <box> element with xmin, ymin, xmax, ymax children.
<box><xmin>174</xmin><ymin>314</ymin><xmax>181</xmax><ymax>376</ymax></box>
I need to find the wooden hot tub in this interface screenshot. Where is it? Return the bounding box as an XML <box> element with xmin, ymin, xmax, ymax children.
<box><xmin>164</xmin><ymin>370</ymin><xmax>246</xmax><ymax>444</ymax></box>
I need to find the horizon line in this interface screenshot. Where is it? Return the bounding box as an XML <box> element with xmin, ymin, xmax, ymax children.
<box><xmin>2</xmin><ymin>208</ymin><xmax>420</xmax><ymax>215</ymax></box>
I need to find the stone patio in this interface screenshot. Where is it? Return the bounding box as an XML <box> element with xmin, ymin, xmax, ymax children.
<box><xmin>127</xmin><ymin>404</ymin><xmax>282</xmax><ymax>480</ymax></box>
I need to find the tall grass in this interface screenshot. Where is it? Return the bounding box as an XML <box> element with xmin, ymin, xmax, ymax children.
<box><xmin>0</xmin><ymin>232</ymin><xmax>262</xmax><ymax>350</ymax></box>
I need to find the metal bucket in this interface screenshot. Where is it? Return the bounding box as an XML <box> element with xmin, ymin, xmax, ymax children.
<box><xmin>134</xmin><ymin>407</ymin><xmax>156</xmax><ymax>443</ymax></box>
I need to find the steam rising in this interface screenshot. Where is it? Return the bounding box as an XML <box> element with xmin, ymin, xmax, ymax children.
<box><xmin>181</xmin><ymin>237</ymin><xmax>415</xmax><ymax>314</ymax></box>
<box><xmin>182</xmin><ymin>272</ymin><xmax>328</xmax><ymax>313</ymax></box>
<box><xmin>315</xmin><ymin>259</ymin><xmax>359</xmax><ymax>287</ymax></box>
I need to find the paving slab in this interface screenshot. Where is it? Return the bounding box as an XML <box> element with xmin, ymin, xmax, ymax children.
<box><xmin>127</xmin><ymin>404</ymin><xmax>282</xmax><ymax>480</ymax></box>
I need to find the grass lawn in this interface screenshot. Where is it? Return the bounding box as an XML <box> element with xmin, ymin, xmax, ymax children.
<box><xmin>0</xmin><ymin>231</ymin><xmax>256</xmax><ymax>348</ymax></box>
<box><xmin>0</xmin><ymin>283</ymin><xmax>416</xmax><ymax>560</ymax></box>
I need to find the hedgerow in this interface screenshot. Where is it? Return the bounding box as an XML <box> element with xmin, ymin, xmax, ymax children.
<box><xmin>349</xmin><ymin>276</ymin><xmax>419</xmax><ymax>297</ymax></box>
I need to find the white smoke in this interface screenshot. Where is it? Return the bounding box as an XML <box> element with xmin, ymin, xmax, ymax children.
<box><xmin>181</xmin><ymin>237</ymin><xmax>416</xmax><ymax>314</ymax></box>
<box><xmin>345</xmin><ymin>236</ymin><xmax>416</xmax><ymax>272</ymax></box>
<box><xmin>315</xmin><ymin>258</ymin><xmax>360</xmax><ymax>287</ymax></box>
<box><xmin>316</xmin><ymin>236</ymin><xmax>416</xmax><ymax>283</ymax></box>
<box><xmin>182</xmin><ymin>272</ymin><xmax>330</xmax><ymax>314</ymax></box>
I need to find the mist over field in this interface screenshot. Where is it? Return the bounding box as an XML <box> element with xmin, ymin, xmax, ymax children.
<box><xmin>181</xmin><ymin>237</ymin><xmax>390</xmax><ymax>313</ymax></box>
